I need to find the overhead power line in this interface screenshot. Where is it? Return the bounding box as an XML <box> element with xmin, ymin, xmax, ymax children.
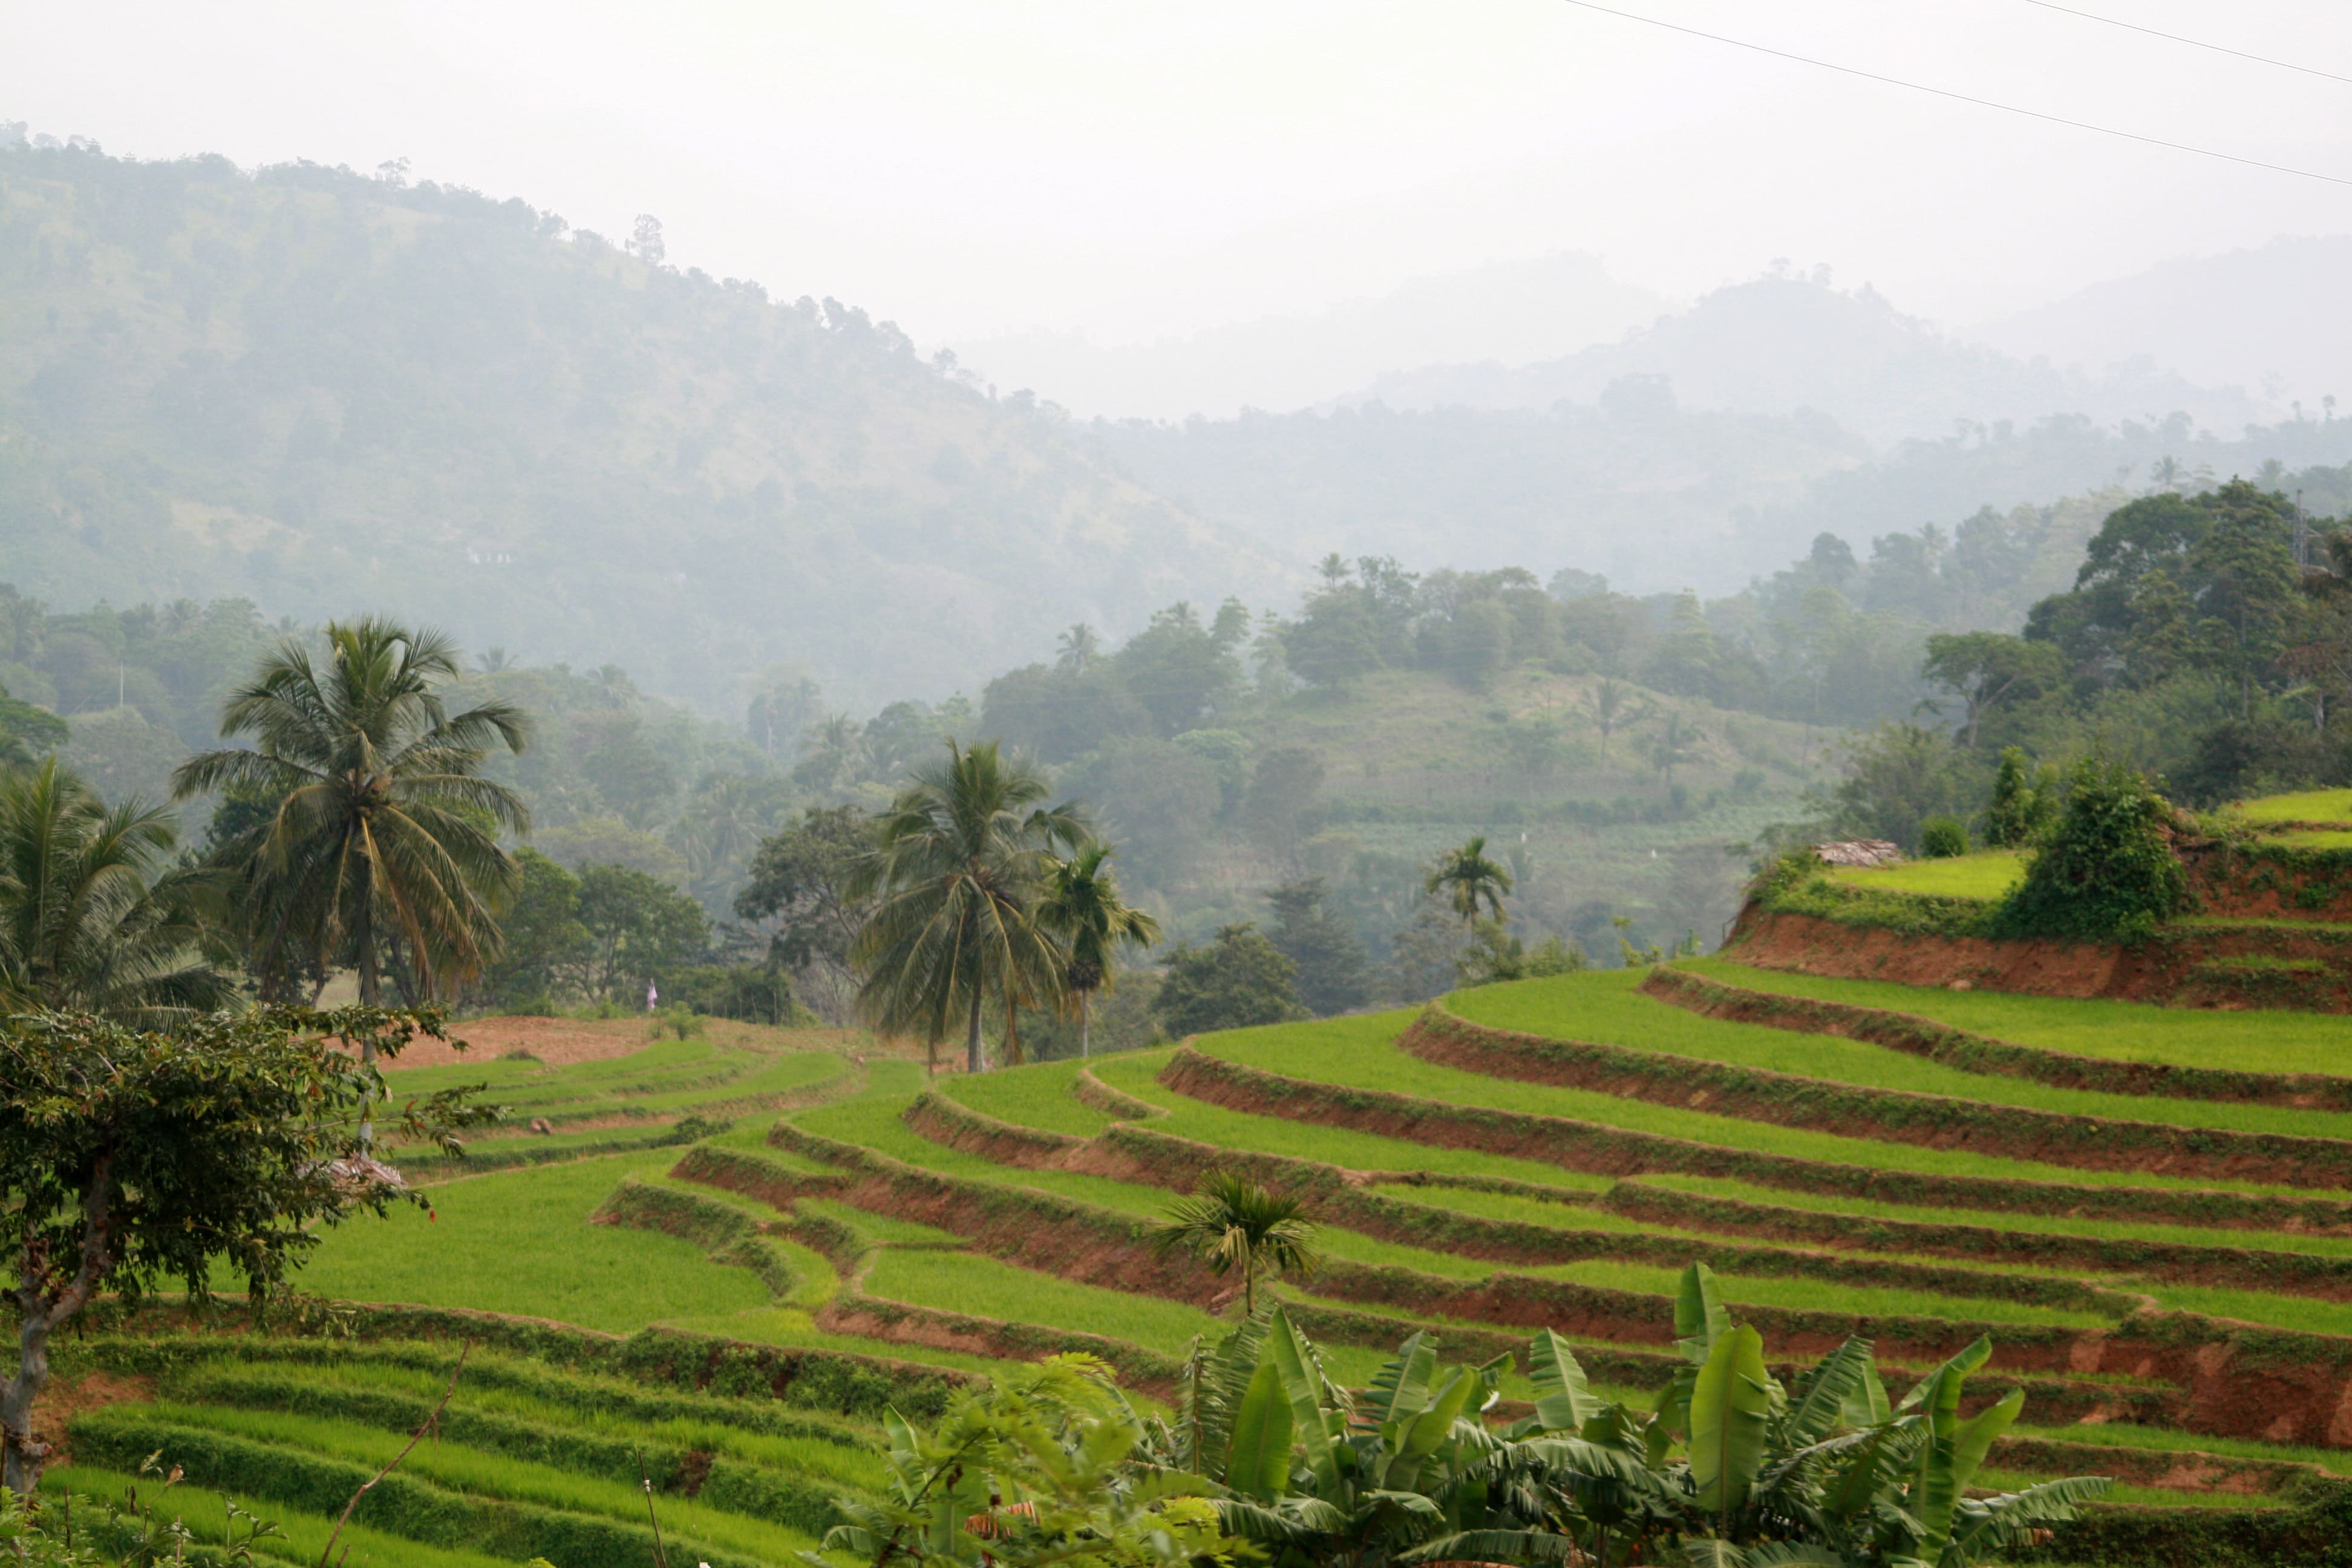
<box><xmin>1554</xmin><ymin>0</ymin><xmax>2352</xmax><ymax>188</ymax></box>
<box><xmin>2022</xmin><ymin>1</ymin><xmax>2352</xmax><ymax>88</ymax></box>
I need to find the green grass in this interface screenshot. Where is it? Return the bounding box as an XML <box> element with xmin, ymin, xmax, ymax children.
<box><xmin>2134</xmin><ymin>1284</ymin><xmax>2352</xmax><ymax>1338</ymax></box>
<box><xmin>942</xmin><ymin>1059</ymin><xmax>1119</xmax><ymax>1137</ymax></box>
<box><xmin>796</xmin><ymin>1093</ymin><xmax>1175</xmax><ymax>1218</ymax></box>
<box><xmin>1825</xmin><ymin>850</ymin><xmax>2026</xmax><ymax>900</ymax></box>
<box><xmin>295</xmin><ymin>1150</ymin><xmax>776</xmax><ymax>1330</ymax></box>
<box><xmin>2012</xmin><ymin>1419</ymin><xmax>2352</xmax><ymax>1477</ymax></box>
<box><xmin>2236</xmin><ymin>789</ymin><xmax>2352</xmax><ymax>825</ymax></box>
<box><xmin>174</xmin><ymin>1359</ymin><xmax>885</xmax><ymax>1489</ymax></box>
<box><xmin>41</xmin><ymin>1464</ymin><xmax>520</xmax><ymax>1568</ymax></box>
<box><xmin>1632</xmin><ymin>1173</ymin><xmax>2352</xmax><ymax>1258</ymax></box>
<box><xmin>1686</xmin><ymin>957</ymin><xmax>2352</xmax><ymax>1077</ymax></box>
<box><xmin>1193</xmin><ymin>1013</ymin><xmax>2352</xmax><ymax>1199</ymax></box>
<box><xmin>1373</xmin><ymin>1183</ymin><xmax>1643</xmax><ymax>1232</ymax></box>
<box><xmin>1517</xmin><ymin>1258</ymin><xmax>2115</xmax><ymax>1330</ymax></box>
<box><xmin>2261</xmin><ymin>829</ymin><xmax>2352</xmax><ymax>850</ymax></box>
<box><xmin>384</xmin><ymin>1036</ymin><xmax>741</xmax><ymax>1098</ymax></box>
<box><xmin>803</xmin><ymin>1077</ymin><xmax>2119</xmax><ymax>1336</ymax></box>
<box><xmin>862</xmin><ymin>1248</ymin><xmax>1223</xmax><ymax>1355</ymax></box>
<box><xmin>1448</xmin><ymin>970</ymin><xmax>2352</xmax><ymax>1141</ymax></box>
<box><xmin>1088</xmin><ymin>1048</ymin><xmax>1616</xmax><ymax>1193</ymax></box>
<box><xmin>81</xmin><ymin>1400</ymin><xmax>822</xmax><ymax>1563</ymax></box>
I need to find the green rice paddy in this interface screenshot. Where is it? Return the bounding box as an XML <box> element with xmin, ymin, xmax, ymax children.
<box><xmin>1684</xmin><ymin>956</ymin><xmax>2352</xmax><ymax>1076</ymax></box>
<box><xmin>1449</xmin><ymin>969</ymin><xmax>2352</xmax><ymax>1140</ymax></box>
<box><xmin>2235</xmin><ymin>788</ymin><xmax>2352</xmax><ymax>824</ymax></box>
<box><xmin>1825</xmin><ymin>849</ymin><xmax>2027</xmax><ymax>900</ymax></box>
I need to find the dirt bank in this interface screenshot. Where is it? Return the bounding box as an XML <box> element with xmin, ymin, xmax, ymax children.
<box><xmin>1723</xmin><ymin>908</ymin><xmax>2352</xmax><ymax>1011</ymax></box>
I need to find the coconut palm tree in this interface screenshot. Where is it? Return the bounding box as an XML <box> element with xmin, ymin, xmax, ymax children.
<box><xmin>1037</xmin><ymin>841</ymin><xmax>1160</xmax><ymax>1059</ymax></box>
<box><xmin>1149</xmin><ymin>1171</ymin><xmax>1321</xmax><ymax>1318</ymax></box>
<box><xmin>1425</xmin><ymin>835</ymin><xmax>1513</xmax><ymax>929</ymax></box>
<box><xmin>172</xmin><ymin>617</ymin><xmax>531</xmax><ymax>1024</ymax></box>
<box><xmin>847</xmin><ymin>740</ymin><xmax>1087</xmax><ymax>1074</ymax></box>
<box><xmin>0</xmin><ymin>759</ymin><xmax>233</xmax><ymax>1028</ymax></box>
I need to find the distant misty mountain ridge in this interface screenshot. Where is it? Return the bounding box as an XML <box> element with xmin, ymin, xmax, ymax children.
<box><xmin>1</xmin><ymin>123</ymin><xmax>2346</xmax><ymax>719</ymax></box>
<box><xmin>960</xmin><ymin>237</ymin><xmax>2336</xmax><ymax>449</ymax></box>
<box><xmin>1336</xmin><ymin>269</ymin><xmax>2279</xmax><ymax>448</ymax></box>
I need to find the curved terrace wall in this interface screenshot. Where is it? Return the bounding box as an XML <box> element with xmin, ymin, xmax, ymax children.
<box><xmin>1641</xmin><ymin>966</ymin><xmax>2352</xmax><ymax>1111</ymax></box>
<box><xmin>1725</xmin><ymin>906</ymin><xmax>2352</xmax><ymax>1011</ymax></box>
<box><xmin>1397</xmin><ymin>1001</ymin><xmax>2352</xmax><ymax>1188</ymax></box>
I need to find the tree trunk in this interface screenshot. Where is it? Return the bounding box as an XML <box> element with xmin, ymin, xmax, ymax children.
<box><xmin>4</xmin><ymin>1160</ymin><xmax>116</xmax><ymax>1497</ymax></box>
<box><xmin>355</xmin><ymin>907</ymin><xmax>379</xmax><ymax>1147</ymax></box>
<box><xmin>2</xmin><ymin>1303</ymin><xmax>51</xmax><ymax>1497</ymax></box>
<box><xmin>1079</xmin><ymin>990</ymin><xmax>1091</xmax><ymax>1059</ymax></box>
<box><xmin>966</xmin><ymin>987</ymin><xmax>985</xmax><ymax>1076</ymax></box>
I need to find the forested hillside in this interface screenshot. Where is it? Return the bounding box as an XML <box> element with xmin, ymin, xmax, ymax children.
<box><xmin>0</xmin><ymin>134</ymin><xmax>1282</xmax><ymax>710</ymax></box>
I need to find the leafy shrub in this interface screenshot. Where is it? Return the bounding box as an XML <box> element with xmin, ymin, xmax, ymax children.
<box><xmin>647</xmin><ymin>1002</ymin><xmax>705</xmax><ymax>1040</ymax></box>
<box><xmin>1992</xmin><ymin>757</ymin><xmax>2187</xmax><ymax>942</ymax></box>
<box><xmin>1919</xmin><ymin>815</ymin><xmax>1968</xmax><ymax>858</ymax></box>
<box><xmin>1981</xmin><ymin>745</ymin><xmax>2057</xmax><ymax>848</ymax></box>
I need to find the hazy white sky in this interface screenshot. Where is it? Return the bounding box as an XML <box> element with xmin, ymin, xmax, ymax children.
<box><xmin>8</xmin><ymin>1</ymin><xmax>2350</xmax><ymax>347</ymax></box>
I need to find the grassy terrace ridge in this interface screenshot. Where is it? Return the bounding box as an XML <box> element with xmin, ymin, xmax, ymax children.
<box><xmin>1442</xmin><ymin>969</ymin><xmax>2352</xmax><ymax>1140</ymax></box>
<box><xmin>1680</xmin><ymin>956</ymin><xmax>2352</xmax><ymax>1076</ymax></box>
<box><xmin>1825</xmin><ymin>849</ymin><xmax>2027</xmax><ymax>900</ymax></box>
<box><xmin>935</xmin><ymin>1041</ymin><xmax>2352</xmax><ymax>1336</ymax></box>
<box><xmin>848</xmin><ymin>1082</ymin><xmax>2132</xmax><ymax>1329</ymax></box>
<box><xmin>1185</xmin><ymin>1008</ymin><xmax>2352</xmax><ymax>1199</ymax></box>
<box><xmin>2237</xmin><ymin>788</ymin><xmax>2352</xmax><ymax>824</ymax></box>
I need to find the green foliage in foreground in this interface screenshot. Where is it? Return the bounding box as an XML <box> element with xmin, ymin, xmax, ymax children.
<box><xmin>818</xmin><ymin>1267</ymin><xmax>2106</xmax><ymax>1568</ymax></box>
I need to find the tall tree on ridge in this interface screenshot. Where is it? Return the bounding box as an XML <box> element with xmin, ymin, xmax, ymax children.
<box><xmin>1426</xmin><ymin>835</ymin><xmax>1514</xmax><ymax>930</ymax></box>
<box><xmin>848</xmin><ymin>740</ymin><xmax>1087</xmax><ymax>1074</ymax></box>
<box><xmin>1037</xmin><ymin>841</ymin><xmax>1160</xmax><ymax>1059</ymax></box>
<box><xmin>173</xmin><ymin>618</ymin><xmax>529</xmax><ymax>1065</ymax></box>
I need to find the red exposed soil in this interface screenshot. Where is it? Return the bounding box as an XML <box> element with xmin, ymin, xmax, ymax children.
<box><xmin>2184</xmin><ymin>841</ymin><xmax>2352</xmax><ymax>923</ymax></box>
<box><xmin>1724</xmin><ymin>908</ymin><xmax>2352</xmax><ymax>1010</ymax></box>
<box><xmin>27</xmin><ymin>1370</ymin><xmax>154</xmax><ymax>1468</ymax></box>
<box><xmin>371</xmin><ymin>1017</ymin><xmax>864</xmax><ymax>1071</ymax></box>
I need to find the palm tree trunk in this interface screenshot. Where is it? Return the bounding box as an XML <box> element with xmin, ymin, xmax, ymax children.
<box><xmin>966</xmin><ymin>987</ymin><xmax>985</xmax><ymax>1076</ymax></box>
<box><xmin>1079</xmin><ymin>990</ymin><xmax>1091</xmax><ymax>1059</ymax></box>
<box><xmin>355</xmin><ymin>904</ymin><xmax>378</xmax><ymax>1148</ymax></box>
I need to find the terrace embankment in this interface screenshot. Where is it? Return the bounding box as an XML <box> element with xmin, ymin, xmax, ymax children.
<box><xmin>1396</xmin><ymin>1002</ymin><xmax>2352</xmax><ymax>1187</ymax></box>
<box><xmin>1156</xmin><ymin>1046</ymin><xmax>2352</xmax><ymax>1235</ymax></box>
<box><xmin>1599</xmin><ymin>1180</ymin><xmax>2352</xmax><ymax>1301</ymax></box>
<box><xmin>759</xmin><ymin>1086</ymin><xmax>2352</xmax><ymax>1447</ymax></box>
<box><xmin>2183</xmin><ymin>838</ymin><xmax>2352</xmax><ymax>922</ymax></box>
<box><xmin>904</xmin><ymin>1092</ymin><xmax>2134</xmax><ymax>1315</ymax></box>
<box><xmin>1723</xmin><ymin>906</ymin><xmax>2352</xmax><ymax>1010</ymax></box>
<box><xmin>1640</xmin><ymin>966</ymin><xmax>2352</xmax><ymax>1111</ymax></box>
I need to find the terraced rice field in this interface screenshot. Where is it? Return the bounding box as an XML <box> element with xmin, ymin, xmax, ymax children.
<box><xmin>38</xmin><ymin>1336</ymin><xmax>921</xmax><ymax>1568</ymax></box>
<box><xmin>55</xmin><ymin>889</ymin><xmax>2352</xmax><ymax>1564</ymax></box>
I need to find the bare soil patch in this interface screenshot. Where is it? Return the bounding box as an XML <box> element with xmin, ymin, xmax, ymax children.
<box><xmin>29</xmin><ymin>1370</ymin><xmax>154</xmax><ymax>1468</ymax></box>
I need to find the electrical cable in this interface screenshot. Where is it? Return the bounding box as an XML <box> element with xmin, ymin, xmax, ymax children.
<box><xmin>1554</xmin><ymin>0</ymin><xmax>2352</xmax><ymax>188</ymax></box>
<box><xmin>2022</xmin><ymin>1</ymin><xmax>2352</xmax><ymax>88</ymax></box>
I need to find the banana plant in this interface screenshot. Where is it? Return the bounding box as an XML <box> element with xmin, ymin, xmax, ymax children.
<box><xmin>811</xmin><ymin>1354</ymin><xmax>1231</xmax><ymax>1568</ymax></box>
